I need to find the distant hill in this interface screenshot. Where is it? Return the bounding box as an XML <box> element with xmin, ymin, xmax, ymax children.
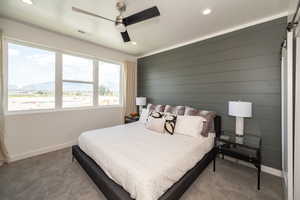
<box><xmin>22</xmin><ymin>82</ymin><xmax>54</xmax><ymax>91</ymax></box>
<box><xmin>21</xmin><ymin>82</ymin><xmax>90</xmax><ymax>92</ymax></box>
<box><xmin>9</xmin><ymin>81</ymin><xmax>119</xmax><ymax>92</ymax></box>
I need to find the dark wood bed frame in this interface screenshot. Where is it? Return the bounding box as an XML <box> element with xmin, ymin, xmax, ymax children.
<box><xmin>72</xmin><ymin>115</ymin><xmax>221</xmax><ymax>200</ymax></box>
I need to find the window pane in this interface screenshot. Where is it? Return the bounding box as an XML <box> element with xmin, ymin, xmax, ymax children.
<box><xmin>99</xmin><ymin>61</ymin><xmax>121</xmax><ymax>105</ymax></box>
<box><xmin>8</xmin><ymin>43</ymin><xmax>55</xmax><ymax>111</ymax></box>
<box><xmin>63</xmin><ymin>54</ymin><xmax>93</xmax><ymax>82</ymax></box>
<box><xmin>63</xmin><ymin>82</ymin><xmax>93</xmax><ymax>108</ymax></box>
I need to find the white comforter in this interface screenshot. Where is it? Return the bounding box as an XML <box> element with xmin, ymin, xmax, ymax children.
<box><xmin>78</xmin><ymin>121</ymin><xmax>214</xmax><ymax>200</ymax></box>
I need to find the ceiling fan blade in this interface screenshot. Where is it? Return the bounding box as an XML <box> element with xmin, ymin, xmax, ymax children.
<box><xmin>72</xmin><ymin>7</ymin><xmax>115</xmax><ymax>23</ymax></box>
<box><xmin>123</xmin><ymin>6</ymin><xmax>160</xmax><ymax>26</ymax></box>
<box><xmin>121</xmin><ymin>31</ymin><xmax>131</xmax><ymax>42</ymax></box>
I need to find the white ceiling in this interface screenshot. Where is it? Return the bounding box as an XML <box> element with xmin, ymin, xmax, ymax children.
<box><xmin>0</xmin><ymin>0</ymin><xmax>288</xmax><ymax>56</ymax></box>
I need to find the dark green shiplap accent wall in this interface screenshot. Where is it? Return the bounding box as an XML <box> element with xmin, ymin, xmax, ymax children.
<box><xmin>137</xmin><ymin>17</ymin><xmax>286</xmax><ymax>169</ymax></box>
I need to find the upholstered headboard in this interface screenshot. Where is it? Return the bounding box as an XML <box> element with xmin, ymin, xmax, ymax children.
<box><xmin>214</xmin><ymin>115</ymin><xmax>222</xmax><ymax>138</ymax></box>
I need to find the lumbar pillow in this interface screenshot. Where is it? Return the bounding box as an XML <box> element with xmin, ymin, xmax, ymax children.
<box><xmin>139</xmin><ymin>108</ymin><xmax>149</xmax><ymax>124</ymax></box>
<box><xmin>174</xmin><ymin>115</ymin><xmax>207</xmax><ymax>138</ymax></box>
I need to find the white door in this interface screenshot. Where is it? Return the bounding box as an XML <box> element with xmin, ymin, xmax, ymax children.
<box><xmin>281</xmin><ymin>39</ymin><xmax>288</xmax><ymax>196</ymax></box>
<box><xmin>294</xmin><ymin>33</ymin><xmax>300</xmax><ymax>200</ymax></box>
<box><xmin>282</xmin><ymin>31</ymin><xmax>294</xmax><ymax>200</ymax></box>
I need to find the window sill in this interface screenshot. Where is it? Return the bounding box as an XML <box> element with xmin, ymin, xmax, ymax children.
<box><xmin>5</xmin><ymin>105</ymin><xmax>124</xmax><ymax>116</ymax></box>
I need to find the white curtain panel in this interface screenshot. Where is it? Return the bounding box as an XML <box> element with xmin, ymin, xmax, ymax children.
<box><xmin>0</xmin><ymin>30</ymin><xmax>7</xmax><ymax>166</ymax></box>
<box><xmin>123</xmin><ymin>61</ymin><xmax>137</xmax><ymax>117</ymax></box>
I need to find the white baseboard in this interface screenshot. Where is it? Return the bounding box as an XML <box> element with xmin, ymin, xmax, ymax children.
<box><xmin>8</xmin><ymin>140</ymin><xmax>77</xmax><ymax>162</ymax></box>
<box><xmin>261</xmin><ymin>165</ymin><xmax>282</xmax><ymax>177</ymax></box>
<box><xmin>222</xmin><ymin>156</ymin><xmax>282</xmax><ymax>177</ymax></box>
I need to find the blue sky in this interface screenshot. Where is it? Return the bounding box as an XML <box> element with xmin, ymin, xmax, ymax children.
<box><xmin>8</xmin><ymin>43</ymin><xmax>55</xmax><ymax>88</ymax></box>
<box><xmin>8</xmin><ymin>43</ymin><xmax>120</xmax><ymax>91</ymax></box>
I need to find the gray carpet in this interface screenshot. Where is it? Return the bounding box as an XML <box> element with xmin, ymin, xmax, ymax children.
<box><xmin>0</xmin><ymin>148</ymin><xmax>283</xmax><ymax>200</ymax></box>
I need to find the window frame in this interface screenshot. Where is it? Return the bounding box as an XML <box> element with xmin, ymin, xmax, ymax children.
<box><xmin>98</xmin><ymin>60</ymin><xmax>123</xmax><ymax>106</ymax></box>
<box><xmin>61</xmin><ymin>53</ymin><xmax>95</xmax><ymax>108</ymax></box>
<box><xmin>3</xmin><ymin>38</ymin><xmax>124</xmax><ymax>115</ymax></box>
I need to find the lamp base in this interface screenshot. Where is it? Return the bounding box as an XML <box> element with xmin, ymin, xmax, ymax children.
<box><xmin>235</xmin><ymin>134</ymin><xmax>244</xmax><ymax>144</ymax></box>
<box><xmin>139</xmin><ymin>105</ymin><xmax>143</xmax><ymax>115</ymax></box>
<box><xmin>235</xmin><ymin>117</ymin><xmax>244</xmax><ymax>136</ymax></box>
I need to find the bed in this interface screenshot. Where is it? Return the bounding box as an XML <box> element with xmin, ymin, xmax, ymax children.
<box><xmin>72</xmin><ymin>115</ymin><xmax>221</xmax><ymax>200</ymax></box>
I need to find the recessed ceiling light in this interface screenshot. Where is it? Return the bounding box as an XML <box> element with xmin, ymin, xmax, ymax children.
<box><xmin>202</xmin><ymin>9</ymin><xmax>211</xmax><ymax>15</ymax></box>
<box><xmin>22</xmin><ymin>0</ymin><xmax>33</xmax><ymax>5</ymax></box>
<box><xmin>131</xmin><ymin>41</ymin><xmax>137</xmax><ymax>45</ymax></box>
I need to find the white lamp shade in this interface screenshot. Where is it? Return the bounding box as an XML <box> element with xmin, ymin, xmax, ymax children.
<box><xmin>136</xmin><ymin>97</ymin><xmax>147</xmax><ymax>106</ymax></box>
<box><xmin>228</xmin><ymin>101</ymin><xmax>252</xmax><ymax>118</ymax></box>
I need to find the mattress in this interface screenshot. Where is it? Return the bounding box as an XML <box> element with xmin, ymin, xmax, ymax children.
<box><xmin>78</xmin><ymin>121</ymin><xmax>215</xmax><ymax>200</ymax></box>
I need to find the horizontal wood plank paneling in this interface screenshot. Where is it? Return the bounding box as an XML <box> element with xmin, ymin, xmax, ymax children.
<box><xmin>138</xmin><ymin>17</ymin><xmax>287</xmax><ymax>169</ymax></box>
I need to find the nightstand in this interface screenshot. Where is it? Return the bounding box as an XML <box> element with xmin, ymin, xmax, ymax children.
<box><xmin>124</xmin><ymin>115</ymin><xmax>139</xmax><ymax>124</ymax></box>
<box><xmin>213</xmin><ymin>130</ymin><xmax>262</xmax><ymax>190</ymax></box>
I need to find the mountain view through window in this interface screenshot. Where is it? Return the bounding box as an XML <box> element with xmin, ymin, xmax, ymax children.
<box><xmin>8</xmin><ymin>43</ymin><xmax>55</xmax><ymax>111</ymax></box>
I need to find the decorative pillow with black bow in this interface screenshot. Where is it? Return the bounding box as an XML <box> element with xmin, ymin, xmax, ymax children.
<box><xmin>146</xmin><ymin>111</ymin><xmax>177</xmax><ymax>135</ymax></box>
<box><xmin>163</xmin><ymin>113</ymin><xmax>177</xmax><ymax>135</ymax></box>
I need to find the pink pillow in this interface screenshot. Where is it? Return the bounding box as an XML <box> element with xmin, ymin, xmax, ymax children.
<box><xmin>164</xmin><ymin>105</ymin><xmax>185</xmax><ymax>115</ymax></box>
<box><xmin>147</xmin><ymin>104</ymin><xmax>165</xmax><ymax>112</ymax></box>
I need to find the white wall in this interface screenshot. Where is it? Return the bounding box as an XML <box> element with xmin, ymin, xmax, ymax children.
<box><xmin>5</xmin><ymin>107</ymin><xmax>123</xmax><ymax>161</ymax></box>
<box><xmin>288</xmin><ymin>0</ymin><xmax>298</xmax><ymax>21</ymax></box>
<box><xmin>0</xmin><ymin>17</ymin><xmax>137</xmax><ymax>63</ymax></box>
<box><xmin>0</xmin><ymin>17</ymin><xmax>137</xmax><ymax>161</ymax></box>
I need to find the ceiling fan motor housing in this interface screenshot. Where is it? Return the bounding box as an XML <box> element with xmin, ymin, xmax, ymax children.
<box><xmin>115</xmin><ymin>15</ymin><xmax>126</xmax><ymax>32</ymax></box>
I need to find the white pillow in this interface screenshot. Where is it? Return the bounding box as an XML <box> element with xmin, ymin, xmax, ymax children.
<box><xmin>145</xmin><ymin>113</ymin><xmax>165</xmax><ymax>133</ymax></box>
<box><xmin>139</xmin><ymin>108</ymin><xmax>149</xmax><ymax>124</ymax></box>
<box><xmin>174</xmin><ymin>115</ymin><xmax>206</xmax><ymax>137</ymax></box>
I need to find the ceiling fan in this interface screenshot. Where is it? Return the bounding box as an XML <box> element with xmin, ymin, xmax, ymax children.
<box><xmin>72</xmin><ymin>1</ymin><xmax>160</xmax><ymax>43</ymax></box>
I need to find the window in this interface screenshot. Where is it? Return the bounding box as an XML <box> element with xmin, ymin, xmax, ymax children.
<box><xmin>99</xmin><ymin>61</ymin><xmax>121</xmax><ymax>105</ymax></box>
<box><xmin>8</xmin><ymin>43</ymin><xmax>55</xmax><ymax>111</ymax></box>
<box><xmin>62</xmin><ymin>54</ymin><xmax>94</xmax><ymax>108</ymax></box>
<box><xmin>5</xmin><ymin>40</ymin><xmax>123</xmax><ymax>113</ymax></box>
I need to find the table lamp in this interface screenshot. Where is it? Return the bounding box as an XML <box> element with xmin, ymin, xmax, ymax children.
<box><xmin>228</xmin><ymin>101</ymin><xmax>252</xmax><ymax>136</ymax></box>
<box><xmin>136</xmin><ymin>97</ymin><xmax>147</xmax><ymax>115</ymax></box>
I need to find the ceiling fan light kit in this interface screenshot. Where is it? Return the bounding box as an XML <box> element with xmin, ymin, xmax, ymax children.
<box><xmin>22</xmin><ymin>0</ymin><xmax>33</xmax><ymax>5</ymax></box>
<box><xmin>72</xmin><ymin>1</ymin><xmax>160</xmax><ymax>43</ymax></box>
